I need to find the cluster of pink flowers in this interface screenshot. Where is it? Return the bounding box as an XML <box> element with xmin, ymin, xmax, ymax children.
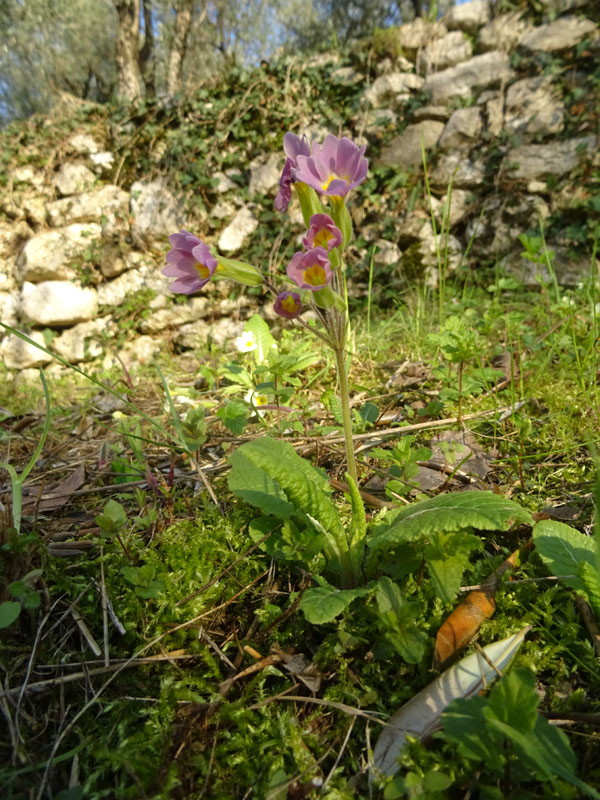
<box><xmin>163</xmin><ymin>133</ymin><xmax>368</xmax><ymax>320</ymax></box>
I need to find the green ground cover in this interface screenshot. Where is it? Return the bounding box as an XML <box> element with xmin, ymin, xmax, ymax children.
<box><xmin>1</xmin><ymin>267</ymin><xmax>600</xmax><ymax>799</ymax></box>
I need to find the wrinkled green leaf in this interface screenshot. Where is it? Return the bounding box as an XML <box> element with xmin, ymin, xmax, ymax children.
<box><xmin>217</xmin><ymin>401</ymin><xmax>249</xmax><ymax>435</ymax></box>
<box><xmin>244</xmin><ymin>314</ymin><xmax>276</xmax><ymax>364</ymax></box>
<box><xmin>487</xmin><ymin>668</ymin><xmax>538</xmax><ymax>732</ymax></box>
<box><xmin>369</xmin><ymin>491</ymin><xmax>532</xmax><ymax>553</ymax></box>
<box><xmin>425</xmin><ymin>531</ymin><xmax>482</xmax><ymax>604</ymax></box>
<box><xmin>579</xmin><ymin>561</ymin><xmax>600</xmax><ymax>619</ymax></box>
<box><xmin>533</xmin><ymin>519</ymin><xmax>597</xmax><ymax>593</ymax></box>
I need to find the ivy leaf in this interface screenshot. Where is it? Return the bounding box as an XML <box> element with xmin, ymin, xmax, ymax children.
<box><xmin>299</xmin><ymin>580</ymin><xmax>375</xmax><ymax>624</ymax></box>
<box><xmin>369</xmin><ymin>491</ymin><xmax>532</xmax><ymax>553</ymax></box>
<box><xmin>375</xmin><ymin>576</ymin><xmax>427</xmax><ymax>664</ymax></box>
<box><xmin>532</xmin><ymin>519</ymin><xmax>597</xmax><ymax>593</ymax></box>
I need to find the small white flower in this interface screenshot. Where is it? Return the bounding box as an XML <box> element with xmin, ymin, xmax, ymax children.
<box><xmin>244</xmin><ymin>388</ymin><xmax>269</xmax><ymax>417</ymax></box>
<box><xmin>235</xmin><ymin>331</ymin><xmax>258</xmax><ymax>353</ymax></box>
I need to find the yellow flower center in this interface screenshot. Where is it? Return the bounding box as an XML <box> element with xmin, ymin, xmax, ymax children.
<box><xmin>304</xmin><ymin>264</ymin><xmax>327</xmax><ymax>286</ymax></box>
<box><xmin>314</xmin><ymin>229</ymin><xmax>334</xmax><ymax>248</ymax></box>
<box><xmin>195</xmin><ymin>262</ymin><xmax>211</xmax><ymax>280</ymax></box>
<box><xmin>321</xmin><ymin>173</ymin><xmax>349</xmax><ymax>192</ymax></box>
<box><xmin>281</xmin><ymin>295</ymin><xmax>298</xmax><ymax>313</ymax></box>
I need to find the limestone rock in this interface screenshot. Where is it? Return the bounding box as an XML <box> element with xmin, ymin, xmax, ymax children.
<box><xmin>374</xmin><ymin>239</ymin><xmax>401</xmax><ymax>266</ymax></box>
<box><xmin>140</xmin><ymin>305</ymin><xmax>197</xmax><ymax>334</ymax></box>
<box><xmin>505</xmin><ymin>136</ymin><xmax>597</xmax><ymax>180</ymax></box>
<box><xmin>97</xmin><ymin>269</ymin><xmax>146</xmax><ymax>307</ymax></box>
<box><xmin>12</xmin><ymin>166</ymin><xmax>45</xmax><ymax>190</ymax></box>
<box><xmin>17</xmin><ymin>223</ymin><xmax>102</xmax><ymax>282</ymax></box>
<box><xmin>519</xmin><ymin>16</ymin><xmax>597</xmax><ymax>52</ymax></box>
<box><xmin>68</xmin><ymin>133</ymin><xmax>100</xmax><ymax>155</ymax></box>
<box><xmin>430</xmin><ymin>153</ymin><xmax>486</xmax><ymax>189</ymax></box>
<box><xmin>485</xmin><ymin>95</ymin><xmax>504</xmax><ymax>136</ymax></box>
<box><xmin>0</xmin><ymin>220</ymin><xmax>32</xmax><ymax>263</ymax></box>
<box><xmin>20</xmin><ymin>281</ymin><xmax>98</xmax><ymax>326</ymax></box>
<box><xmin>46</xmin><ymin>185</ymin><xmax>129</xmax><ymax>227</ymax></box>
<box><xmin>89</xmin><ymin>151</ymin><xmax>115</xmax><ymax>174</ymax></box>
<box><xmin>363</xmin><ymin>73</ymin><xmax>425</xmax><ymax>107</ymax></box>
<box><xmin>478</xmin><ymin>13</ymin><xmax>528</xmax><ymax>52</ymax></box>
<box><xmin>413</xmin><ymin>105</ymin><xmax>452</xmax><ymax>122</ymax></box>
<box><xmin>174</xmin><ymin>319</ymin><xmax>212</xmax><ymax>349</ymax></box>
<box><xmin>397</xmin><ymin>18</ymin><xmax>447</xmax><ymax>58</ymax></box>
<box><xmin>438</xmin><ymin>107</ymin><xmax>483</xmax><ymax>153</ymax></box>
<box><xmin>505</xmin><ymin>76</ymin><xmax>564</xmax><ymax>136</ymax></box>
<box><xmin>218</xmin><ymin>207</ymin><xmax>258</xmax><ymax>253</ymax></box>
<box><xmin>2</xmin><ymin>331</ymin><xmax>53</xmax><ymax>369</ymax></box>
<box><xmin>419</xmin><ymin>31</ymin><xmax>473</xmax><ymax>74</ymax></box>
<box><xmin>249</xmin><ymin>153</ymin><xmax>282</xmax><ymax>196</ymax></box>
<box><xmin>53</xmin><ymin>162</ymin><xmax>96</xmax><ymax>196</ymax></box>
<box><xmin>376</xmin><ymin>121</ymin><xmax>445</xmax><ymax>168</ymax></box>
<box><xmin>446</xmin><ymin>0</ymin><xmax>491</xmax><ymax>34</ymax></box>
<box><xmin>439</xmin><ymin>188</ymin><xmax>472</xmax><ymax>226</ymax></box>
<box><xmin>211</xmin><ymin>200</ymin><xmax>236</xmax><ymax>220</ymax></box>
<box><xmin>0</xmin><ymin>292</ymin><xmax>19</xmax><ymax>328</ymax></box>
<box><xmin>130</xmin><ymin>178</ymin><xmax>183</xmax><ymax>240</ymax></box>
<box><xmin>52</xmin><ymin>318</ymin><xmax>108</xmax><ymax>362</ymax></box>
<box><xmin>22</xmin><ymin>196</ymin><xmax>47</xmax><ymax>227</ymax></box>
<box><xmin>422</xmin><ymin>51</ymin><xmax>512</xmax><ymax>103</ymax></box>
<box><xmin>208</xmin><ymin>316</ymin><xmax>245</xmax><ymax>347</ymax></box>
<box><xmin>213</xmin><ymin>171</ymin><xmax>236</xmax><ymax>193</ymax></box>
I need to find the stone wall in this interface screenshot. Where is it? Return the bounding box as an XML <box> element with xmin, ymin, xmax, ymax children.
<box><xmin>0</xmin><ymin>0</ymin><xmax>598</xmax><ymax>372</ymax></box>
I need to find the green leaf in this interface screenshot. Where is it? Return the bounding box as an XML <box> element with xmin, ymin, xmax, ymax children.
<box><xmin>425</xmin><ymin>531</ymin><xmax>482</xmax><ymax>604</ymax></box>
<box><xmin>228</xmin><ymin>437</ymin><xmax>345</xmax><ymax>565</ymax></box>
<box><xmin>359</xmin><ymin>402</ymin><xmax>379</xmax><ymax>423</ymax></box>
<box><xmin>533</xmin><ymin>519</ymin><xmax>597</xmax><ymax>593</ymax></box>
<box><xmin>441</xmin><ymin>695</ymin><xmax>505</xmax><ymax>773</ymax></box>
<box><xmin>216</xmin><ymin>401</ymin><xmax>249</xmax><ymax>435</ymax></box>
<box><xmin>369</xmin><ymin>491</ymin><xmax>532</xmax><ymax>553</ymax></box>
<box><xmin>0</xmin><ymin>600</ymin><xmax>21</xmax><ymax>628</ymax></box>
<box><xmin>244</xmin><ymin>314</ymin><xmax>276</xmax><ymax>364</ymax></box>
<box><xmin>579</xmin><ymin>561</ymin><xmax>600</xmax><ymax>618</ymax></box>
<box><xmin>487</xmin><ymin>668</ymin><xmax>538</xmax><ymax>732</ymax></box>
<box><xmin>95</xmin><ymin>499</ymin><xmax>127</xmax><ymax>535</ymax></box>
<box><xmin>298</xmin><ymin>580</ymin><xmax>374</xmax><ymax>624</ymax></box>
<box><xmin>375</xmin><ymin>576</ymin><xmax>427</xmax><ymax>663</ymax></box>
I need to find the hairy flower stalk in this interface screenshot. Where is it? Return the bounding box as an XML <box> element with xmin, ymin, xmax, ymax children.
<box><xmin>163</xmin><ymin>132</ymin><xmax>367</xmax><ymax>491</ymax></box>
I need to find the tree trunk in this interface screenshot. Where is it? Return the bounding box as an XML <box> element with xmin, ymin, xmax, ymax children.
<box><xmin>114</xmin><ymin>0</ymin><xmax>145</xmax><ymax>102</ymax></box>
<box><xmin>166</xmin><ymin>0</ymin><xmax>197</xmax><ymax>96</ymax></box>
<box><xmin>139</xmin><ymin>0</ymin><xmax>155</xmax><ymax>96</ymax></box>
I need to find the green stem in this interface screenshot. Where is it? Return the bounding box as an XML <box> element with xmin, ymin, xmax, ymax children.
<box><xmin>333</xmin><ymin>343</ymin><xmax>358</xmax><ymax>484</ymax></box>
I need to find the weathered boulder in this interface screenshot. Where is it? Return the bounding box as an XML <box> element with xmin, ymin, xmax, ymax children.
<box><xmin>68</xmin><ymin>133</ymin><xmax>100</xmax><ymax>155</ymax></box>
<box><xmin>248</xmin><ymin>153</ymin><xmax>282</xmax><ymax>196</ymax></box>
<box><xmin>422</xmin><ymin>51</ymin><xmax>512</xmax><ymax>103</ymax></box>
<box><xmin>17</xmin><ymin>223</ymin><xmax>102</xmax><ymax>282</ymax></box>
<box><xmin>478</xmin><ymin>13</ymin><xmax>529</xmax><ymax>52</ymax></box>
<box><xmin>218</xmin><ymin>207</ymin><xmax>258</xmax><ymax>253</ymax></box>
<box><xmin>20</xmin><ymin>281</ymin><xmax>98</xmax><ymax>326</ymax></box>
<box><xmin>438</xmin><ymin>107</ymin><xmax>483</xmax><ymax>153</ymax></box>
<box><xmin>12</xmin><ymin>166</ymin><xmax>45</xmax><ymax>190</ymax></box>
<box><xmin>397</xmin><ymin>18</ymin><xmax>448</xmax><ymax>58</ymax></box>
<box><xmin>374</xmin><ymin>239</ymin><xmax>401</xmax><ymax>267</ymax></box>
<box><xmin>96</xmin><ymin>268</ymin><xmax>146</xmax><ymax>306</ymax></box>
<box><xmin>0</xmin><ymin>221</ymin><xmax>32</xmax><ymax>286</ymax></box>
<box><xmin>446</xmin><ymin>0</ymin><xmax>491</xmax><ymax>34</ymax></box>
<box><xmin>53</xmin><ymin>162</ymin><xmax>96</xmax><ymax>196</ymax></box>
<box><xmin>363</xmin><ymin>73</ymin><xmax>425</xmax><ymax>107</ymax></box>
<box><xmin>52</xmin><ymin>318</ymin><xmax>108</xmax><ymax>362</ymax></box>
<box><xmin>0</xmin><ymin>292</ymin><xmax>19</xmax><ymax>328</ymax></box>
<box><xmin>46</xmin><ymin>185</ymin><xmax>129</xmax><ymax>227</ymax></box>
<box><xmin>1</xmin><ymin>330</ymin><xmax>53</xmax><ymax>369</ymax></box>
<box><xmin>377</xmin><ymin>121</ymin><xmax>445</xmax><ymax>168</ymax></box>
<box><xmin>519</xmin><ymin>16</ymin><xmax>597</xmax><ymax>52</ymax></box>
<box><xmin>130</xmin><ymin>178</ymin><xmax>183</xmax><ymax>240</ymax></box>
<box><xmin>419</xmin><ymin>31</ymin><xmax>473</xmax><ymax>74</ymax></box>
<box><xmin>430</xmin><ymin>153</ymin><xmax>486</xmax><ymax>189</ymax></box>
<box><xmin>505</xmin><ymin>76</ymin><xmax>564</xmax><ymax>136</ymax></box>
<box><xmin>504</xmin><ymin>136</ymin><xmax>597</xmax><ymax>180</ymax></box>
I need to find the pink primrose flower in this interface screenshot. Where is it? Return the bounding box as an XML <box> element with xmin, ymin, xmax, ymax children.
<box><xmin>163</xmin><ymin>230</ymin><xmax>218</xmax><ymax>294</ymax></box>
<box><xmin>294</xmin><ymin>134</ymin><xmax>368</xmax><ymax>198</ymax></box>
<box><xmin>286</xmin><ymin>247</ymin><xmax>332</xmax><ymax>291</ymax></box>
<box><xmin>274</xmin><ymin>132</ymin><xmax>310</xmax><ymax>212</ymax></box>
<box><xmin>273</xmin><ymin>290</ymin><xmax>302</xmax><ymax>319</ymax></box>
<box><xmin>302</xmin><ymin>213</ymin><xmax>342</xmax><ymax>251</ymax></box>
